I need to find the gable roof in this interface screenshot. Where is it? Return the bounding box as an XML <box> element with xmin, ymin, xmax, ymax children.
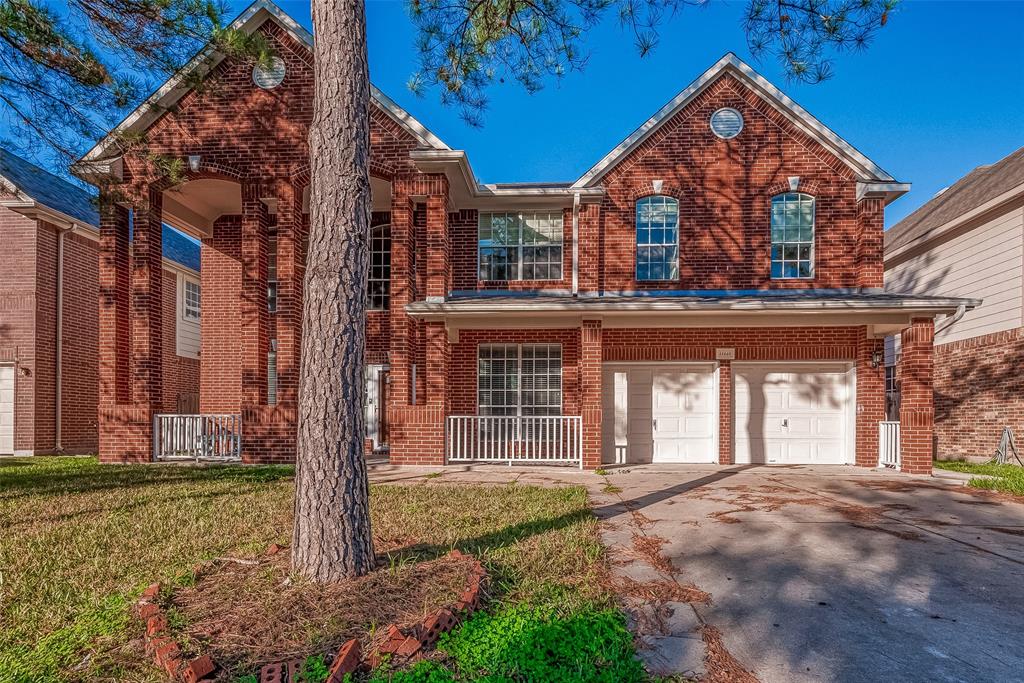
<box><xmin>79</xmin><ymin>0</ymin><xmax>447</xmax><ymax>166</ymax></box>
<box><xmin>0</xmin><ymin>149</ymin><xmax>99</xmax><ymax>226</ymax></box>
<box><xmin>572</xmin><ymin>53</ymin><xmax>897</xmax><ymax>189</ymax></box>
<box><xmin>885</xmin><ymin>146</ymin><xmax>1024</xmax><ymax>255</ymax></box>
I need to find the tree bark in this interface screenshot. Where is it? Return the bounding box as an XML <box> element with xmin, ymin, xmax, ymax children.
<box><xmin>292</xmin><ymin>0</ymin><xmax>375</xmax><ymax>581</ymax></box>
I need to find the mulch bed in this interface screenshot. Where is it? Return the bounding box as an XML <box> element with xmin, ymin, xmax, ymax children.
<box><xmin>167</xmin><ymin>548</ymin><xmax>478</xmax><ymax>678</ymax></box>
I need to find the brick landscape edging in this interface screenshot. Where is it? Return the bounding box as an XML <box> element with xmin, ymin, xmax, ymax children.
<box><xmin>137</xmin><ymin>549</ymin><xmax>487</xmax><ymax>682</ymax></box>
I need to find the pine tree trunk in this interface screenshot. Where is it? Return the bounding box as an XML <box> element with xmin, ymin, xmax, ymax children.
<box><xmin>292</xmin><ymin>0</ymin><xmax>375</xmax><ymax>581</ymax></box>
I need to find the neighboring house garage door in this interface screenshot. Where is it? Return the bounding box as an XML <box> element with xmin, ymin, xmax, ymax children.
<box><xmin>602</xmin><ymin>363</ymin><xmax>717</xmax><ymax>464</ymax></box>
<box><xmin>0</xmin><ymin>364</ymin><xmax>13</xmax><ymax>455</ymax></box>
<box><xmin>734</xmin><ymin>363</ymin><xmax>853</xmax><ymax>465</ymax></box>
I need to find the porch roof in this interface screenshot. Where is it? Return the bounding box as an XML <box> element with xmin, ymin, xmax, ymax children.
<box><xmin>407</xmin><ymin>290</ymin><xmax>980</xmax><ymax>338</ymax></box>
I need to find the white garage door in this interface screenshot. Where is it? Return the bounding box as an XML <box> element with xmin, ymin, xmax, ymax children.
<box><xmin>0</xmin><ymin>364</ymin><xmax>14</xmax><ymax>455</ymax></box>
<box><xmin>602</xmin><ymin>364</ymin><xmax>717</xmax><ymax>464</ymax></box>
<box><xmin>734</xmin><ymin>364</ymin><xmax>853</xmax><ymax>465</ymax></box>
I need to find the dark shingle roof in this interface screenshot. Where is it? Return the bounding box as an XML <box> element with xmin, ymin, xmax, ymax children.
<box><xmin>162</xmin><ymin>226</ymin><xmax>201</xmax><ymax>272</ymax></box>
<box><xmin>0</xmin><ymin>149</ymin><xmax>99</xmax><ymax>226</ymax></box>
<box><xmin>1</xmin><ymin>148</ymin><xmax>200</xmax><ymax>272</ymax></box>
<box><xmin>885</xmin><ymin>146</ymin><xmax>1024</xmax><ymax>253</ymax></box>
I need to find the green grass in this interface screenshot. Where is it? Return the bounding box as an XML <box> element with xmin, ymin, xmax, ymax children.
<box><xmin>0</xmin><ymin>456</ymin><xmax>617</xmax><ymax>682</ymax></box>
<box><xmin>934</xmin><ymin>460</ymin><xmax>1024</xmax><ymax>496</ymax></box>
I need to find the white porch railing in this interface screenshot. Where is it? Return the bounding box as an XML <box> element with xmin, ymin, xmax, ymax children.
<box><xmin>153</xmin><ymin>414</ymin><xmax>242</xmax><ymax>462</ymax></box>
<box><xmin>447</xmin><ymin>415</ymin><xmax>583</xmax><ymax>468</ymax></box>
<box><xmin>878</xmin><ymin>421</ymin><xmax>900</xmax><ymax>470</ymax></box>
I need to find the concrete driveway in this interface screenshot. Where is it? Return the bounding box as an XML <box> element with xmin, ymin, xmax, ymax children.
<box><xmin>588</xmin><ymin>465</ymin><xmax>1024</xmax><ymax>683</ymax></box>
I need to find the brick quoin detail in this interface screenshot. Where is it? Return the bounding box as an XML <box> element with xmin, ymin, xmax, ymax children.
<box><xmin>899</xmin><ymin>319</ymin><xmax>935</xmax><ymax>475</ymax></box>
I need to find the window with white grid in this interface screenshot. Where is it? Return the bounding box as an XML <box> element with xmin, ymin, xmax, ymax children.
<box><xmin>770</xmin><ymin>193</ymin><xmax>815</xmax><ymax>279</ymax></box>
<box><xmin>267</xmin><ymin>236</ymin><xmax>278</xmax><ymax>313</ymax></box>
<box><xmin>478</xmin><ymin>344</ymin><xmax>562</xmax><ymax>416</ymax></box>
<box><xmin>636</xmin><ymin>196</ymin><xmax>679</xmax><ymax>281</ymax></box>
<box><xmin>368</xmin><ymin>224</ymin><xmax>391</xmax><ymax>310</ymax></box>
<box><xmin>183</xmin><ymin>278</ymin><xmax>200</xmax><ymax>320</ymax></box>
<box><xmin>478</xmin><ymin>212</ymin><xmax>563</xmax><ymax>281</ymax></box>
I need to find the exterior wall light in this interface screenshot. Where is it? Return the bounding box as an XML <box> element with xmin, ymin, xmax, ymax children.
<box><xmin>871</xmin><ymin>350</ymin><xmax>884</xmax><ymax>368</ymax></box>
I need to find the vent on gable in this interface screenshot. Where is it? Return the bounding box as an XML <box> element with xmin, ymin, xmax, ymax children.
<box><xmin>253</xmin><ymin>57</ymin><xmax>286</xmax><ymax>89</ymax></box>
<box><xmin>710</xmin><ymin>107</ymin><xmax>743</xmax><ymax>140</ymax></box>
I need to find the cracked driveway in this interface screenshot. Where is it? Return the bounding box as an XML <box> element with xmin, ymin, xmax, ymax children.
<box><xmin>589</xmin><ymin>465</ymin><xmax>1024</xmax><ymax>683</ymax></box>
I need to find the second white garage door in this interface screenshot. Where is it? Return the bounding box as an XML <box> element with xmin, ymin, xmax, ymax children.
<box><xmin>734</xmin><ymin>363</ymin><xmax>853</xmax><ymax>465</ymax></box>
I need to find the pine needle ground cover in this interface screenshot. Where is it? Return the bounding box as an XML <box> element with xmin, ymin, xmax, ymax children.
<box><xmin>0</xmin><ymin>456</ymin><xmax>641</xmax><ymax>682</ymax></box>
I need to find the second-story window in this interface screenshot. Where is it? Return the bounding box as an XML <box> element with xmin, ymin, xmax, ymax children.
<box><xmin>770</xmin><ymin>192</ymin><xmax>815</xmax><ymax>279</ymax></box>
<box><xmin>636</xmin><ymin>195</ymin><xmax>679</xmax><ymax>281</ymax></box>
<box><xmin>478</xmin><ymin>211</ymin><xmax>563</xmax><ymax>281</ymax></box>
<box><xmin>267</xmin><ymin>235</ymin><xmax>278</xmax><ymax>312</ymax></box>
<box><xmin>368</xmin><ymin>224</ymin><xmax>391</xmax><ymax>310</ymax></box>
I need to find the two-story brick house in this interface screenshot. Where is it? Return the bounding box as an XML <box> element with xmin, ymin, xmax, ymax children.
<box><xmin>74</xmin><ymin>0</ymin><xmax>973</xmax><ymax>474</ymax></box>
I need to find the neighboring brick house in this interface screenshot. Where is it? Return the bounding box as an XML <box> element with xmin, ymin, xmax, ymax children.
<box><xmin>74</xmin><ymin>0</ymin><xmax>973</xmax><ymax>473</ymax></box>
<box><xmin>885</xmin><ymin>147</ymin><xmax>1024</xmax><ymax>460</ymax></box>
<box><xmin>0</xmin><ymin>149</ymin><xmax>200</xmax><ymax>455</ymax></box>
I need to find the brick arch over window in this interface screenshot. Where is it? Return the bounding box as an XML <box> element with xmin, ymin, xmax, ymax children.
<box><xmin>627</xmin><ymin>184</ymin><xmax>684</xmax><ymax>202</ymax></box>
<box><xmin>766</xmin><ymin>178</ymin><xmax>822</xmax><ymax>197</ymax></box>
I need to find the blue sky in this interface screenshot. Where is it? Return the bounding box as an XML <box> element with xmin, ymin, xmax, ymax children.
<box><xmin>264</xmin><ymin>0</ymin><xmax>1023</xmax><ymax>227</ymax></box>
<box><xmin>18</xmin><ymin>0</ymin><xmax>1024</xmax><ymax>229</ymax></box>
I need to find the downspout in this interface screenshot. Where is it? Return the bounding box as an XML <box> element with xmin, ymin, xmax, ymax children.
<box><xmin>572</xmin><ymin>192</ymin><xmax>580</xmax><ymax>296</ymax></box>
<box><xmin>54</xmin><ymin>224</ymin><xmax>72</xmax><ymax>452</ymax></box>
<box><xmin>934</xmin><ymin>304</ymin><xmax>967</xmax><ymax>335</ymax></box>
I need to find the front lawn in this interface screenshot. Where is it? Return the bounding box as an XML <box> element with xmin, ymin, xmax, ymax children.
<box><xmin>0</xmin><ymin>457</ymin><xmax>626</xmax><ymax>682</ymax></box>
<box><xmin>934</xmin><ymin>460</ymin><xmax>1024</xmax><ymax>496</ymax></box>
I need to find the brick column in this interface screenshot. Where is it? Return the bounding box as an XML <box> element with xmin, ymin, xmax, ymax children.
<box><xmin>273</xmin><ymin>179</ymin><xmax>305</xmax><ymax>406</ymax></box>
<box><xmin>425</xmin><ymin>181</ymin><xmax>450</xmax><ymax>300</ymax></box>
<box><xmin>425</xmin><ymin>321</ymin><xmax>449</xmax><ymax>411</ymax></box>
<box><xmin>240</xmin><ymin>182</ymin><xmax>269</xmax><ymax>405</ymax></box>
<box><xmin>388</xmin><ymin>181</ymin><xmax>415</xmax><ymax>405</ymax></box>
<box><xmin>718</xmin><ymin>360</ymin><xmax>732</xmax><ymax>464</ymax></box>
<box><xmin>98</xmin><ymin>197</ymin><xmax>130</xmax><ymax>409</ymax></box>
<box><xmin>856</xmin><ymin>329</ymin><xmax>886</xmax><ymax>467</ymax></box>
<box><xmin>580</xmin><ymin>319</ymin><xmax>603</xmax><ymax>469</ymax></box>
<box><xmin>900</xmin><ymin>318</ymin><xmax>935</xmax><ymax>475</ymax></box>
<box><xmin>130</xmin><ymin>186</ymin><xmax>163</xmax><ymax>408</ymax></box>
<box><xmin>856</xmin><ymin>198</ymin><xmax>885</xmax><ymax>288</ymax></box>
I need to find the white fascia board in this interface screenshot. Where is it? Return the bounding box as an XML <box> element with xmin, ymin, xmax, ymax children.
<box><xmin>572</xmin><ymin>53</ymin><xmax>896</xmax><ymax>189</ymax></box>
<box><xmin>0</xmin><ymin>197</ymin><xmax>100</xmax><ymax>237</ymax></box>
<box><xmin>161</xmin><ymin>256</ymin><xmax>200</xmax><ymax>277</ymax></box>
<box><xmin>409</xmin><ymin>149</ymin><xmax>604</xmax><ymax>208</ymax></box>
<box><xmin>884</xmin><ymin>180</ymin><xmax>1024</xmax><ymax>266</ymax></box>
<box><xmin>78</xmin><ymin>0</ymin><xmax>447</xmax><ymax>171</ymax></box>
<box><xmin>857</xmin><ymin>182</ymin><xmax>912</xmax><ymax>205</ymax></box>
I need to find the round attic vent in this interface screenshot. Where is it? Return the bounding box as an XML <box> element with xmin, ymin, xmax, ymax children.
<box><xmin>710</xmin><ymin>107</ymin><xmax>743</xmax><ymax>139</ymax></box>
<box><xmin>253</xmin><ymin>57</ymin><xmax>286</xmax><ymax>89</ymax></box>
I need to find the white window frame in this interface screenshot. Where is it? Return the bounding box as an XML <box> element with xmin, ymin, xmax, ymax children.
<box><xmin>635</xmin><ymin>195</ymin><xmax>680</xmax><ymax>281</ymax></box>
<box><xmin>478</xmin><ymin>211</ymin><xmax>563</xmax><ymax>282</ymax></box>
<box><xmin>770</xmin><ymin>192</ymin><xmax>815</xmax><ymax>279</ymax></box>
<box><xmin>182</xmin><ymin>277</ymin><xmax>201</xmax><ymax>321</ymax></box>
<box><xmin>267</xmin><ymin>235</ymin><xmax>278</xmax><ymax>313</ymax></box>
<box><xmin>368</xmin><ymin>224</ymin><xmax>391</xmax><ymax>310</ymax></box>
<box><xmin>477</xmin><ymin>343</ymin><xmax>562</xmax><ymax>416</ymax></box>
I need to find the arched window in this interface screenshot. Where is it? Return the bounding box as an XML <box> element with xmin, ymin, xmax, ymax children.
<box><xmin>368</xmin><ymin>224</ymin><xmax>391</xmax><ymax>309</ymax></box>
<box><xmin>636</xmin><ymin>195</ymin><xmax>679</xmax><ymax>281</ymax></box>
<box><xmin>770</xmin><ymin>193</ymin><xmax>814</xmax><ymax>279</ymax></box>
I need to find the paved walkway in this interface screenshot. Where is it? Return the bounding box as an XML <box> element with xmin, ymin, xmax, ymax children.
<box><xmin>367</xmin><ymin>463</ymin><xmax>1024</xmax><ymax>682</ymax></box>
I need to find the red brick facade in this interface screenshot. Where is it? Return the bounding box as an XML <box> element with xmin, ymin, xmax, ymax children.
<box><xmin>0</xmin><ymin>204</ymin><xmax>195</xmax><ymax>455</ymax></box>
<box><xmin>933</xmin><ymin>328</ymin><xmax>1024</xmax><ymax>460</ymax></box>
<box><xmin>84</xmin><ymin>9</ymin><xmax>936</xmax><ymax>470</ymax></box>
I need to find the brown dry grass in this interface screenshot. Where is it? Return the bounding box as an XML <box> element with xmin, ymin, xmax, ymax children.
<box><xmin>169</xmin><ymin>550</ymin><xmax>477</xmax><ymax>676</ymax></box>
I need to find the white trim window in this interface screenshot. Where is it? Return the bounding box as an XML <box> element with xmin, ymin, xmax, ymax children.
<box><xmin>636</xmin><ymin>196</ymin><xmax>679</xmax><ymax>281</ymax></box>
<box><xmin>368</xmin><ymin>224</ymin><xmax>391</xmax><ymax>310</ymax></box>
<box><xmin>770</xmin><ymin>192</ymin><xmax>815</xmax><ymax>279</ymax></box>
<box><xmin>478</xmin><ymin>212</ymin><xmax>563</xmax><ymax>281</ymax></box>
<box><xmin>183</xmin><ymin>278</ymin><xmax>201</xmax><ymax>321</ymax></box>
<box><xmin>267</xmin><ymin>235</ymin><xmax>278</xmax><ymax>313</ymax></box>
<box><xmin>478</xmin><ymin>344</ymin><xmax>562</xmax><ymax>416</ymax></box>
